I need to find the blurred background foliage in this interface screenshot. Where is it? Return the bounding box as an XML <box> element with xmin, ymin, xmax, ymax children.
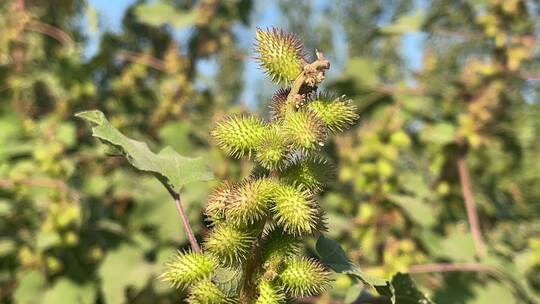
<box><xmin>0</xmin><ymin>0</ymin><xmax>539</xmax><ymax>303</ymax></box>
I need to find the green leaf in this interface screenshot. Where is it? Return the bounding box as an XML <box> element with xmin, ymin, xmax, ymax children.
<box><xmin>470</xmin><ymin>282</ymin><xmax>514</xmax><ymax>304</ymax></box>
<box><xmin>316</xmin><ymin>235</ymin><xmax>388</xmax><ymax>288</ymax></box>
<box><xmin>159</xmin><ymin>122</ymin><xmax>193</xmax><ymax>155</ymax></box>
<box><xmin>13</xmin><ymin>271</ymin><xmax>46</xmax><ymax>304</ymax></box>
<box><xmin>43</xmin><ymin>279</ymin><xmax>96</xmax><ymax>304</ymax></box>
<box><xmin>388</xmin><ymin>194</ymin><xmax>436</xmax><ymax>228</ymax></box>
<box><xmin>134</xmin><ymin>2</ymin><xmax>197</xmax><ymax>28</ymax></box>
<box><xmin>380</xmin><ymin>10</ymin><xmax>425</xmax><ymax>34</ymax></box>
<box><xmin>437</xmin><ymin>231</ymin><xmax>476</xmax><ymax>262</ymax></box>
<box><xmin>384</xmin><ymin>273</ymin><xmax>433</xmax><ymax>304</ymax></box>
<box><xmin>212</xmin><ymin>267</ymin><xmax>242</xmax><ymax>296</ymax></box>
<box><xmin>98</xmin><ymin>244</ymin><xmax>156</xmax><ymax>304</ymax></box>
<box><xmin>420</xmin><ymin>123</ymin><xmax>456</xmax><ymax>145</ymax></box>
<box><xmin>344</xmin><ymin>57</ymin><xmax>379</xmax><ymax>88</ymax></box>
<box><xmin>75</xmin><ymin>110</ymin><xmax>213</xmax><ymax>193</ymax></box>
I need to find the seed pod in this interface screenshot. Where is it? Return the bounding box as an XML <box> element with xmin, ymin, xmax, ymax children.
<box><xmin>279</xmin><ymin>257</ymin><xmax>330</xmax><ymax>297</ymax></box>
<box><xmin>269</xmin><ymin>88</ymin><xmax>290</xmax><ymax>121</ymax></box>
<box><xmin>280</xmin><ymin>154</ymin><xmax>334</xmax><ymax>192</ymax></box>
<box><xmin>261</xmin><ymin>228</ymin><xmax>300</xmax><ymax>278</ymax></box>
<box><xmin>226</xmin><ymin>178</ymin><xmax>277</xmax><ymax>224</ymax></box>
<box><xmin>255</xmin><ymin>127</ymin><xmax>290</xmax><ymax>170</ymax></box>
<box><xmin>255</xmin><ymin>27</ymin><xmax>305</xmax><ymax>85</ymax></box>
<box><xmin>212</xmin><ymin>115</ymin><xmax>267</xmax><ymax>158</ymax></box>
<box><xmin>187</xmin><ymin>279</ymin><xmax>238</xmax><ymax>304</ymax></box>
<box><xmin>307</xmin><ymin>94</ymin><xmax>358</xmax><ymax>133</ymax></box>
<box><xmin>204</xmin><ymin>224</ymin><xmax>255</xmax><ymax>267</ymax></box>
<box><xmin>280</xmin><ymin>110</ymin><xmax>327</xmax><ymax>151</ymax></box>
<box><xmin>161</xmin><ymin>251</ymin><xmax>216</xmax><ymax>289</ymax></box>
<box><xmin>271</xmin><ymin>184</ymin><xmax>318</xmax><ymax>235</ymax></box>
<box><xmin>255</xmin><ymin>280</ymin><xmax>287</xmax><ymax>304</ymax></box>
<box><xmin>205</xmin><ymin>182</ymin><xmax>236</xmax><ymax>225</ymax></box>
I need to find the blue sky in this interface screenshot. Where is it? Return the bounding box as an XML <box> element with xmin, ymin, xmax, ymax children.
<box><xmin>87</xmin><ymin>0</ymin><xmax>425</xmax><ymax>106</ymax></box>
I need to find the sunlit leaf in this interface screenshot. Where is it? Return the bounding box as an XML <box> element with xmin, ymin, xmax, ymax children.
<box><xmin>76</xmin><ymin>110</ymin><xmax>213</xmax><ymax>193</ymax></box>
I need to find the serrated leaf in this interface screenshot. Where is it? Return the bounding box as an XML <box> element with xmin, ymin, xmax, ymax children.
<box><xmin>75</xmin><ymin>110</ymin><xmax>213</xmax><ymax>193</ymax></box>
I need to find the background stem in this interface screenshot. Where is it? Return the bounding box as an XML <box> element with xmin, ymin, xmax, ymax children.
<box><xmin>457</xmin><ymin>155</ymin><xmax>487</xmax><ymax>259</ymax></box>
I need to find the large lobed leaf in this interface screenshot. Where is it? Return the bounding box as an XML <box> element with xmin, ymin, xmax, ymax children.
<box><xmin>75</xmin><ymin>110</ymin><xmax>213</xmax><ymax>193</ymax></box>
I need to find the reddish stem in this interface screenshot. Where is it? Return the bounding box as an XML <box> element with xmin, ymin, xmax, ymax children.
<box><xmin>456</xmin><ymin>155</ymin><xmax>487</xmax><ymax>259</ymax></box>
<box><xmin>172</xmin><ymin>192</ymin><xmax>201</xmax><ymax>252</ymax></box>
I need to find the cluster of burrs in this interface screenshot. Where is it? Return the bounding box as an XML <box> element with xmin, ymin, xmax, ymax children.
<box><xmin>161</xmin><ymin>27</ymin><xmax>358</xmax><ymax>303</ymax></box>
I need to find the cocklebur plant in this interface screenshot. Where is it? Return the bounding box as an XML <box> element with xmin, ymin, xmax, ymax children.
<box><xmin>76</xmin><ymin>28</ymin><xmax>359</xmax><ymax>303</ymax></box>
<box><xmin>161</xmin><ymin>28</ymin><xmax>358</xmax><ymax>303</ymax></box>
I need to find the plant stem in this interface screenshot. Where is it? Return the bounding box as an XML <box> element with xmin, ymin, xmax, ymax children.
<box><xmin>456</xmin><ymin>155</ymin><xmax>487</xmax><ymax>259</ymax></box>
<box><xmin>408</xmin><ymin>262</ymin><xmax>497</xmax><ymax>274</ymax></box>
<box><xmin>286</xmin><ymin>51</ymin><xmax>330</xmax><ymax>104</ymax></box>
<box><xmin>171</xmin><ymin>191</ymin><xmax>201</xmax><ymax>252</ymax></box>
<box><xmin>239</xmin><ymin>220</ymin><xmax>266</xmax><ymax>302</ymax></box>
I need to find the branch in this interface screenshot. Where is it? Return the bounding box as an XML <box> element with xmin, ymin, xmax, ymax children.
<box><xmin>26</xmin><ymin>20</ymin><xmax>74</xmax><ymax>47</ymax></box>
<box><xmin>117</xmin><ymin>51</ymin><xmax>166</xmax><ymax>71</ymax></box>
<box><xmin>170</xmin><ymin>191</ymin><xmax>201</xmax><ymax>252</ymax></box>
<box><xmin>456</xmin><ymin>155</ymin><xmax>487</xmax><ymax>259</ymax></box>
<box><xmin>0</xmin><ymin>177</ymin><xmax>79</xmax><ymax>201</ymax></box>
<box><xmin>286</xmin><ymin>50</ymin><xmax>330</xmax><ymax>105</ymax></box>
<box><xmin>408</xmin><ymin>262</ymin><xmax>497</xmax><ymax>274</ymax></box>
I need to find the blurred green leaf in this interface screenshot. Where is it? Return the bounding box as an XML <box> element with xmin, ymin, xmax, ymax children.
<box><xmin>388</xmin><ymin>194</ymin><xmax>436</xmax><ymax>228</ymax></box>
<box><xmin>13</xmin><ymin>271</ymin><xmax>46</xmax><ymax>304</ymax></box>
<box><xmin>43</xmin><ymin>279</ymin><xmax>96</xmax><ymax>304</ymax></box>
<box><xmin>438</xmin><ymin>231</ymin><xmax>476</xmax><ymax>262</ymax></box>
<box><xmin>380</xmin><ymin>11</ymin><xmax>425</xmax><ymax>34</ymax></box>
<box><xmin>344</xmin><ymin>57</ymin><xmax>379</xmax><ymax>88</ymax></box>
<box><xmin>470</xmin><ymin>282</ymin><xmax>514</xmax><ymax>304</ymax></box>
<box><xmin>158</xmin><ymin>122</ymin><xmax>193</xmax><ymax>155</ymax></box>
<box><xmin>134</xmin><ymin>2</ymin><xmax>197</xmax><ymax>28</ymax></box>
<box><xmin>420</xmin><ymin>123</ymin><xmax>456</xmax><ymax>145</ymax></box>
<box><xmin>98</xmin><ymin>244</ymin><xmax>155</xmax><ymax>304</ymax></box>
